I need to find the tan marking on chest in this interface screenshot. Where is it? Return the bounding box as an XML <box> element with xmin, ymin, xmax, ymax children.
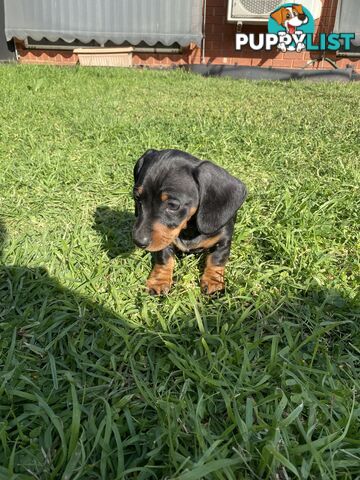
<box><xmin>195</xmin><ymin>234</ymin><xmax>222</xmax><ymax>250</ymax></box>
<box><xmin>173</xmin><ymin>233</ymin><xmax>222</xmax><ymax>252</ymax></box>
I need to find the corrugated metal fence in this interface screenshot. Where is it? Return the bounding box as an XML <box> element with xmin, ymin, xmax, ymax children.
<box><xmin>4</xmin><ymin>0</ymin><xmax>203</xmax><ymax>46</ymax></box>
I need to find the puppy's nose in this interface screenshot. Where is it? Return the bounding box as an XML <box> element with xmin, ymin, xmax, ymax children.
<box><xmin>133</xmin><ymin>235</ymin><xmax>150</xmax><ymax>249</ymax></box>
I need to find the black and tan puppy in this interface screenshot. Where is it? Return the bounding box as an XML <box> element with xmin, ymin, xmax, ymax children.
<box><xmin>132</xmin><ymin>149</ymin><xmax>247</xmax><ymax>295</ymax></box>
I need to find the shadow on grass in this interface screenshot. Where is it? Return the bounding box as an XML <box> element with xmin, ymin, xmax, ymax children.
<box><xmin>93</xmin><ymin>205</ymin><xmax>135</xmax><ymax>258</ymax></box>
<box><xmin>0</xmin><ymin>218</ymin><xmax>138</xmax><ymax>477</ymax></box>
<box><xmin>0</xmin><ymin>217</ymin><xmax>359</xmax><ymax>479</ymax></box>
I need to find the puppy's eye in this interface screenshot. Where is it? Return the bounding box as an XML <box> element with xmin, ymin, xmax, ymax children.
<box><xmin>286</xmin><ymin>13</ymin><xmax>291</xmax><ymax>18</ymax></box>
<box><xmin>166</xmin><ymin>200</ymin><xmax>180</xmax><ymax>211</ymax></box>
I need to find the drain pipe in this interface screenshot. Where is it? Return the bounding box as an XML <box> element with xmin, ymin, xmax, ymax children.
<box><xmin>24</xmin><ymin>40</ymin><xmax>182</xmax><ymax>54</ymax></box>
<box><xmin>133</xmin><ymin>47</ymin><xmax>181</xmax><ymax>54</ymax></box>
<box><xmin>201</xmin><ymin>0</ymin><xmax>207</xmax><ymax>64</ymax></box>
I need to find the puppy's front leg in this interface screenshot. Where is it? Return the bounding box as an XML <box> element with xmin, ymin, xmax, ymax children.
<box><xmin>147</xmin><ymin>246</ymin><xmax>175</xmax><ymax>295</ymax></box>
<box><xmin>201</xmin><ymin>240</ymin><xmax>231</xmax><ymax>295</ymax></box>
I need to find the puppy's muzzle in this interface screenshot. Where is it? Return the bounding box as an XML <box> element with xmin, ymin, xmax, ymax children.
<box><xmin>133</xmin><ymin>226</ymin><xmax>151</xmax><ymax>249</ymax></box>
<box><xmin>133</xmin><ymin>235</ymin><xmax>150</xmax><ymax>249</ymax></box>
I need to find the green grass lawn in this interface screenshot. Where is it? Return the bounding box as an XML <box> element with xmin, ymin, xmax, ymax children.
<box><xmin>0</xmin><ymin>65</ymin><xmax>359</xmax><ymax>479</ymax></box>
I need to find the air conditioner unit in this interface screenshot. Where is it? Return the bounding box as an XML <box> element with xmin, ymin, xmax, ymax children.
<box><xmin>227</xmin><ymin>0</ymin><xmax>286</xmax><ymax>24</ymax></box>
<box><xmin>227</xmin><ymin>0</ymin><xmax>322</xmax><ymax>24</ymax></box>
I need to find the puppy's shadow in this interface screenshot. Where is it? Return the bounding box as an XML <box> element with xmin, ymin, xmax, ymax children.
<box><xmin>93</xmin><ymin>206</ymin><xmax>135</xmax><ymax>258</ymax></box>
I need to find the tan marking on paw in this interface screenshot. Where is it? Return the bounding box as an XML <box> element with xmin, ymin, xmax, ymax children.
<box><xmin>146</xmin><ymin>256</ymin><xmax>175</xmax><ymax>295</ymax></box>
<box><xmin>200</xmin><ymin>255</ymin><xmax>225</xmax><ymax>294</ymax></box>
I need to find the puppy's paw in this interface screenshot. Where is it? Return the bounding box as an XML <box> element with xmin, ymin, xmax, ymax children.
<box><xmin>296</xmin><ymin>42</ymin><xmax>305</xmax><ymax>52</ymax></box>
<box><xmin>146</xmin><ymin>259</ymin><xmax>174</xmax><ymax>295</ymax></box>
<box><xmin>200</xmin><ymin>276</ymin><xmax>225</xmax><ymax>295</ymax></box>
<box><xmin>201</xmin><ymin>261</ymin><xmax>225</xmax><ymax>295</ymax></box>
<box><xmin>146</xmin><ymin>278</ymin><xmax>172</xmax><ymax>295</ymax></box>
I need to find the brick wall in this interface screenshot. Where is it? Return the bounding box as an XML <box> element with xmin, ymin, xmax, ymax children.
<box><xmin>201</xmin><ymin>0</ymin><xmax>360</xmax><ymax>70</ymax></box>
<box><xmin>17</xmin><ymin>0</ymin><xmax>360</xmax><ymax>71</ymax></box>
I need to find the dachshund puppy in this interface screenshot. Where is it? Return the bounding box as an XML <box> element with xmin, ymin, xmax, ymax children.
<box><xmin>132</xmin><ymin>149</ymin><xmax>247</xmax><ymax>295</ymax></box>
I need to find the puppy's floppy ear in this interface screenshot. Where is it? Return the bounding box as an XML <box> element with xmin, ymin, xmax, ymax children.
<box><xmin>270</xmin><ymin>7</ymin><xmax>285</xmax><ymax>25</ymax></box>
<box><xmin>133</xmin><ymin>149</ymin><xmax>157</xmax><ymax>217</ymax></box>
<box><xmin>133</xmin><ymin>149</ymin><xmax>157</xmax><ymax>183</ymax></box>
<box><xmin>194</xmin><ymin>161</ymin><xmax>247</xmax><ymax>235</ymax></box>
<box><xmin>292</xmin><ymin>4</ymin><xmax>304</xmax><ymax>15</ymax></box>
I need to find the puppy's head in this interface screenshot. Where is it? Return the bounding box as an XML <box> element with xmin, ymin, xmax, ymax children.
<box><xmin>132</xmin><ymin>149</ymin><xmax>247</xmax><ymax>252</ymax></box>
<box><xmin>271</xmin><ymin>4</ymin><xmax>307</xmax><ymax>32</ymax></box>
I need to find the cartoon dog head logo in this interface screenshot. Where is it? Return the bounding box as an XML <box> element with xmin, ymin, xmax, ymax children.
<box><xmin>268</xmin><ymin>3</ymin><xmax>315</xmax><ymax>52</ymax></box>
<box><xmin>271</xmin><ymin>5</ymin><xmax>308</xmax><ymax>34</ymax></box>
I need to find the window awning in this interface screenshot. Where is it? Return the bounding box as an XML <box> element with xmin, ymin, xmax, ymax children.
<box><xmin>334</xmin><ymin>0</ymin><xmax>360</xmax><ymax>46</ymax></box>
<box><xmin>4</xmin><ymin>0</ymin><xmax>203</xmax><ymax>47</ymax></box>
